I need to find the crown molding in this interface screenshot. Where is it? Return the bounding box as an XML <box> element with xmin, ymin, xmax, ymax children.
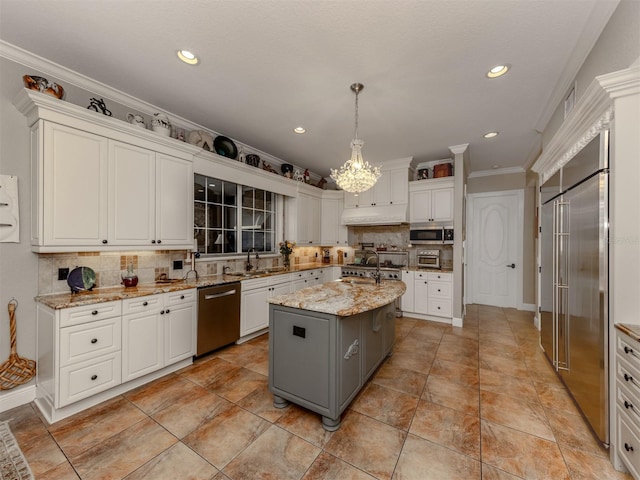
<box><xmin>468</xmin><ymin>166</ymin><xmax>525</xmax><ymax>179</ymax></box>
<box><xmin>0</xmin><ymin>40</ymin><xmax>313</xmax><ymax>178</ymax></box>
<box><xmin>533</xmin><ymin>0</ymin><xmax>620</xmax><ymax>133</ymax></box>
<box><xmin>448</xmin><ymin>143</ymin><xmax>469</xmax><ymax>155</ymax></box>
<box><xmin>532</xmin><ymin>65</ymin><xmax>639</xmax><ymax>183</ymax></box>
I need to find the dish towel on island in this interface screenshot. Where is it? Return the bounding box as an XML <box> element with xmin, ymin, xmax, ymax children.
<box><xmin>0</xmin><ymin>421</ymin><xmax>33</xmax><ymax>480</ymax></box>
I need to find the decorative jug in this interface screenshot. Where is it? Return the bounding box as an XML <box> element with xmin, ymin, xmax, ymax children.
<box><xmin>151</xmin><ymin>113</ymin><xmax>171</xmax><ymax>136</ymax></box>
<box><xmin>127</xmin><ymin>113</ymin><xmax>147</xmax><ymax>129</ymax></box>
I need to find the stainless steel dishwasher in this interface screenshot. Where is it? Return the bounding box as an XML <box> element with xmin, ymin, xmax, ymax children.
<box><xmin>197</xmin><ymin>282</ymin><xmax>241</xmax><ymax>357</ymax></box>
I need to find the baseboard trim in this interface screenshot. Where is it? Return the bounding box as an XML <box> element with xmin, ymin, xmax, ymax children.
<box><xmin>0</xmin><ymin>385</ymin><xmax>36</xmax><ymax>413</ymax></box>
<box><xmin>520</xmin><ymin>303</ymin><xmax>536</xmax><ymax>312</ymax></box>
<box><xmin>452</xmin><ymin>317</ymin><xmax>463</xmax><ymax>327</ymax></box>
<box><xmin>534</xmin><ymin>314</ymin><xmax>541</xmax><ymax>330</ymax></box>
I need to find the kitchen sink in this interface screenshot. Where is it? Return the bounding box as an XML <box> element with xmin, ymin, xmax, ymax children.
<box><xmin>226</xmin><ymin>270</ymin><xmax>268</xmax><ymax>277</ymax></box>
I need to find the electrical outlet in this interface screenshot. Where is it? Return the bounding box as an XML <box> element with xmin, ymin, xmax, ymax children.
<box><xmin>58</xmin><ymin>268</ymin><xmax>69</xmax><ymax>280</ymax></box>
<box><xmin>173</xmin><ymin>260</ymin><xmax>183</xmax><ymax>270</ymax></box>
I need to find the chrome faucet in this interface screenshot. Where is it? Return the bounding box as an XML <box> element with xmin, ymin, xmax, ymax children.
<box><xmin>365</xmin><ymin>250</ymin><xmax>381</xmax><ymax>284</ymax></box>
<box><xmin>246</xmin><ymin>248</ymin><xmax>256</xmax><ymax>271</ymax></box>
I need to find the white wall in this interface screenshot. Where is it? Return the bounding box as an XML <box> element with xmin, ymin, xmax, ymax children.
<box><xmin>0</xmin><ymin>57</ymin><xmax>39</xmax><ymax>399</ymax></box>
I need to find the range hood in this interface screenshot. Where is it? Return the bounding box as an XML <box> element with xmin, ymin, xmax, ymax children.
<box><xmin>341</xmin><ymin>204</ymin><xmax>408</xmax><ymax>226</ymax></box>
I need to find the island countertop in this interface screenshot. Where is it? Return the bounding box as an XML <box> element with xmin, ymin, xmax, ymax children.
<box><xmin>268</xmin><ymin>278</ymin><xmax>406</xmax><ymax>317</ymax></box>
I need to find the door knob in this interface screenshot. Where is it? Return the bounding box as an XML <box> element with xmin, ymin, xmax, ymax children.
<box><xmin>506</xmin><ymin>263</ymin><xmax>516</xmax><ymax>269</ymax></box>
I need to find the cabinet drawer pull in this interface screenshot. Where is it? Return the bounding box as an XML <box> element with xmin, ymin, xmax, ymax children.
<box><xmin>91</xmin><ymin>310</ymin><xmax>98</xmax><ymax>315</ymax></box>
<box><xmin>165</xmin><ymin>309</ymin><xmax>170</xmax><ymax>314</ymax></box>
<box><xmin>180</xmin><ymin>295</ymin><xmax>185</xmax><ymax>299</ymax></box>
<box><xmin>625</xmin><ymin>373</ymin><xmax>633</xmax><ymax>383</ymax></box>
<box><xmin>91</xmin><ymin>374</ymin><xmax>98</xmax><ymax>381</ymax></box>
<box><xmin>143</xmin><ymin>301</ymin><xmax>148</xmax><ymax>306</ymax></box>
<box><xmin>151</xmin><ymin>240</ymin><xmax>156</xmax><ymax>244</ymax></box>
<box><xmin>625</xmin><ymin>346</ymin><xmax>634</xmax><ymax>355</ymax></box>
<box><xmin>102</xmin><ymin>239</ymin><xmax>108</xmax><ymax>244</ymax></box>
<box><xmin>90</xmin><ymin>338</ymin><xmax>97</xmax><ymax>344</ymax></box>
<box><xmin>160</xmin><ymin>310</ymin><xmax>165</xmax><ymax>315</ymax></box>
<box><xmin>625</xmin><ymin>443</ymin><xmax>634</xmax><ymax>452</ymax></box>
<box><xmin>624</xmin><ymin>400</ymin><xmax>634</xmax><ymax>410</ymax></box>
<box><xmin>157</xmin><ymin>240</ymin><xmax>162</xmax><ymax>244</ymax></box>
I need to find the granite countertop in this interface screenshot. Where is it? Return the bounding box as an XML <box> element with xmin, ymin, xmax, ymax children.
<box><xmin>36</xmin><ymin>263</ymin><xmax>339</xmax><ymax>309</ymax></box>
<box><xmin>615</xmin><ymin>323</ymin><xmax>640</xmax><ymax>343</ymax></box>
<box><xmin>268</xmin><ymin>278</ymin><xmax>406</xmax><ymax>317</ymax></box>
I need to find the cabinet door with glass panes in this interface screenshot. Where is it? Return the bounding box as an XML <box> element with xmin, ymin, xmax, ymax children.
<box><xmin>194</xmin><ymin>175</ymin><xmax>276</xmax><ymax>256</ymax></box>
<box><xmin>241</xmin><ymin>186</ymin><xmax>275</xmax><ymax>254</ymax></box>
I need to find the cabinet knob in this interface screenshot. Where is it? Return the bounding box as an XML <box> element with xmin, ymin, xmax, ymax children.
<box><xmin>143</xmin><ymin>301</ymin><xmax>148</xmax><ymax>306</ymax></box>
<box><xmin>91</xmin><ymin>310</ymin><xmax>98</xmax><ymax>315</ymax></box>
<box><xmin>157</xmin><ymin>240</ymin><xmax>162</xmax><ymax>244</ymax></box>
<box><xmin>102</xmin><ymin>239</ymin><xmax>108</xmax><ymax>244</ymax></box>
<box><xmin>625</xmin><ymin>443</ymin><xmax>634</xmax><ymax>452</ymax></box>
<box><xmin>437</xmin><ymin>289</ymin><xmax>441</xmax><ymax>292</ymax></box>
<box><xmin>624</xmin><ymin>400</ymin><xmax>634</xmax><ymax>410</ymax></box>
<box><xmin>160</xmin><ymin>310</ymin><xmax>165</xmax><ymax>315</ymax></box>
<box><xmin>91</xmin><ymin>374</ymin><xmax>98</xmax><ymax>381</ymax></box>
<box><xmin>90</xmin><ymin>338</ymin><xmax>97</xmax><ymax>344</ymax></box>
<box><xmin>166</xmin><ymin>309</ymin><xmax>170</xmax><ymax>314</ymax></box>
<box><xmin>625</xmin><ymin>373</ymin><xmax>633</xmax><ymax>382</ymax></box>
<box><xmin>151</xmin><ymin>240</ymin><xmax>156</xmax><ymax>244</ymax></box>
<box><xmin>625</xmin><ymin>346</ymin><xmax>634</xmax><ymax>355</ymax></box>
<box><xmin>180</xmin><ymin>295</ymin><xmax>185</xmax><ymax>299</ymax></box>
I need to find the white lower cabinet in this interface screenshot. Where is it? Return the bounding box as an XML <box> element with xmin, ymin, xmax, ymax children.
<box><xmin>401</xmin><ymin>270</ymin><xmax>452</xmax><ymax>321</ymax></box>
<box><xmin>615</xmin><ymin>328</ymin><xmax>640</xmax><ymax>478</ymax></box>
<box><xmin>241</xmin><ymin>274</ymin><xmax>292</xmax><ymax>337</ymax></box>
<box><xmin>35</xmin><ymin>289</ymin><xmax>196</xmax><ymax>423</ymax></box>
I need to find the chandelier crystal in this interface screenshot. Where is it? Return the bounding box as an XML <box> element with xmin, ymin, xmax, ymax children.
<box><xmin>330</xmin><ymin>83</ymin><xmax>381</xmax><ymax>195</ymax></box>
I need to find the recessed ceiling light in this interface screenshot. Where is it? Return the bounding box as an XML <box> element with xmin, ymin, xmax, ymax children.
<box><xmin>483</xmin><ymin>131</ymin><xmax>499</xmax><ymax>138</ymax></box>
<box><xmin>293</xmin><ymin>126</ymin><xmax>306</xmax><ymax>134</ymax></box>
<box><xmin>486</xmin><ymin>64</ymin><xmax>509</xmax><ymax>78</ymax></box>
<box><xmin>177</xmin><ymin>50</ymin><xmax>199</xmax><ymax>65</ymax></box>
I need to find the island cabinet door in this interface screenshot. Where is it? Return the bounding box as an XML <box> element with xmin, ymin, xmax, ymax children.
<box><xmin>364</xmin><ymin>310</ymin><xmax>384</xmax><ymax>379</ymax></box>
<box><xmin>339</xmin><ymin>314</ymin><xmax>363</xmax><ymax>411</ymax></box>
<box><xmin>270</xmin><ymin>307</ymin><xmax>331</xmax><ymax>410</ymax></box>
<box><xmin>382</xmin><ymin>303</ymin><xmax>396</xmax><ymax>355</ymax></box>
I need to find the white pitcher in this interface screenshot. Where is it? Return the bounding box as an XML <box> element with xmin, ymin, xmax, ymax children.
<box><xmin>126</xmin><ymin>113</ymin><xmax>146</xmax><ymax>129</ymax></box>
<box><xmin>151</xmin><ymin>113</ymin><xmax>171</xmax><ymax>136</ymax></box>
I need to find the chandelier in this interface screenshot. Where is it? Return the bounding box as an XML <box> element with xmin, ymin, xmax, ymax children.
<box><xmin>330</xmin><ymin>83</ymin><xmax>381</xmax><ymax>195</ymax></box>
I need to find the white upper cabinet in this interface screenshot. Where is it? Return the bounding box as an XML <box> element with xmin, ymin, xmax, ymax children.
<box><xmin>285</xmin><ymin>185</ymin><xmax>322</xmax><ymax>245</ymax></box>
<box><xmin>155</xmin><ymin>153</ymin><xmax>193</xmax><ymax>246</ymax></box>
<box><xmin>344</xmin><ymin>163</ymin><xmax>409</xmax><ymax>208</ymax></box>
<box><xmin>409</xmin><ymin>178</ymin><xmax>454</xmax><ymax>224</ymax></box>
<box><xmin>320</xmin><ymin>190</ymin><xmax>348</xmax><ymax>245</ymax></box>
<box><xmin>109</xmin><ymin>141</ymin><xmax>155</xmax><ymax>245</ymax></box>
<box><xmin>16</xmin><ymin>90</ymin><xmax>197</xmax><ymax>252</ymax></box>
<box><xmin>41</xmin><ymin>123</ymin><xmax>109</xmax><ymax>246</ymax></box>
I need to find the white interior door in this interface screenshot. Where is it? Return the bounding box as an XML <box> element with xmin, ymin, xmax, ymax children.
<box><xmin>468</xmin><ymin>190</ymin><xmax>523</xmax><ymax>308</ymax></box>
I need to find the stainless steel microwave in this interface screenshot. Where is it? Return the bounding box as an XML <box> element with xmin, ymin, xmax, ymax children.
<box><xmin>410</xmin><ymin>226</ymin><xmax>453</xmax><ymax>245</ymax></box>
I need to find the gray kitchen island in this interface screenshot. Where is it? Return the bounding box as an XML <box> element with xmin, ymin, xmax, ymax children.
<box><xmin>267</xmin><ymin>278</ymin><xmax>406</xmax><ymax>431</ymax></box>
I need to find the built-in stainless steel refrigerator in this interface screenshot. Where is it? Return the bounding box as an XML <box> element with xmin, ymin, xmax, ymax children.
<box><xmin>540</xmin><ymin>130</ymin><xmax>609</xmax><ymax>446</ymax></box>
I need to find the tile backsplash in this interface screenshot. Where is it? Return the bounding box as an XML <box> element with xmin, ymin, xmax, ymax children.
<box><xmin>37</xmin><ymin>246</ymin><xmax>357</xmax><ymax>295</ymax></box>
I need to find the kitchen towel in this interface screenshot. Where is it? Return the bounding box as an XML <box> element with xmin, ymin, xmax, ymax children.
<box><xmin>0</xmin><ymin>175</ymin><xmax>19</xmax><ymax>243</ymax></box>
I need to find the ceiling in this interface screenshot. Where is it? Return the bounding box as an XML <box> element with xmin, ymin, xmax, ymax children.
<box><xmin>0</xmin><ymin>0</ymin><xmax>619</xmax><ymax>178</ymax></box>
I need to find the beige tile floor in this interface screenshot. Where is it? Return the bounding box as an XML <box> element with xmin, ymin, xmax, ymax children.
<box><xmin>1</xmin><ymin>304</ymin><xmax>632</xmax><ymax>479</ymax></box>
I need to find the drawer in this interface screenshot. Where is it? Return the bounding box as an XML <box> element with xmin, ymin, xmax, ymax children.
<box><xmin>58</xmin><ymin>353</ymin><xmax>121</xmax><ymax>407</ymax></box>
<box><xmin>60</xmin><ymin>301</ymin><xmax>121</xmax><ymax>328</ymax></box>
<box><xmin>165</xmin><ymin>288</ymin><xmax>196</xmax><ymax>307</ymax></box>
<box><xmin>122</xmin><ymin>294</ymin><xmax>162</xmax><ymax>316</ymax></box>
<box><xmin>617</xmin><ymin>355</ymin><xmax>640</xmax><ymax>404</ymax></box>
<box><xmin>618</xmin><ymin>334</ymin><xmax>640</xmax><ymax>369</ymax></box>
<box><xmin>415</xmin><ymin>272</ymin><xmax>428</xmax><ymax>280</ymax></box>
<box><xmin>618</xmin><ymin>409</ymin><xmax>640</xmax><ymax>479</ymax></box>
<box><xmin>428</xmin><ymin>299</ymin><xmax>452</xmax><ymax>318</ymax></box>
<box><xmin>60</xmin><ymin>317</ymin><xmax>121</xmax><ymax>367</ymax></box>
<box><xmin>268</xmin><ymin>273</ymin><xmax>292</xmax><ymax>286</ymax></box>
<box><xmin>428</xmin><ymin>281</ymin><xmax>452</xmax><ymax>299</ymax></box>
<box><xmin>427</xmin><ymin>272</ymin><xmax>452</xmax><ymax>282</ymax></box>
<box><xmin>617</xmin><ymin>383</ymin><xmax>640</xmax><ymax>424</ymax></box>
<box><xmin>242</xmin><ymin>277</ymin><xmax>270</xmax><ymax>290</ymax></box>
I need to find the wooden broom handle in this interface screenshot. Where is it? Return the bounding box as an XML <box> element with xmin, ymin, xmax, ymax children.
<box><xmin>7</xmin><ymin>300</ymin><xmax>18</xmax><ymax>355</ymax></box>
